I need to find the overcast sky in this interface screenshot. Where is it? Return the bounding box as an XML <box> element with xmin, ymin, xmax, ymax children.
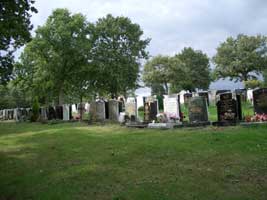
<box><xmin>29</xmin><ymin>0</ymin><xmax>267</xmax><ymax>93</ymax></box>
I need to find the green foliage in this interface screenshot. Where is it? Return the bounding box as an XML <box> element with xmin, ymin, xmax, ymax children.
<box><xmin>263</xmin><ymin>69</ymin><xmax>267</xmax><ymax>86</ymax></box>
<box><xmin>244</xmin><ymin>79</ymin><xmax>264</xmax><ymax>89</ymax></box>
<box><xmin>91</xmin><ymin>14</ymin><xmax>150</xmax><ymax>97</ymax></box>
<box><xmin>0</xmin><ymin>0</ymin><xmax>37</xmax><ymax>84</ymax></box>
<box><xmin>213</xmin><ymin>34</ymin><xmax>267</xmax><ymax>82</ymax></box>
<box><xmin>31</xmin><ymin>96</ymin><xmax>40</xmax><ymax>122</ymax></box>
<box><xmin>143</xmin><ymin>55</ymin><xmax>173</xmax><ymax>93</ymax></box>
<box><xmin>15</xmin><ymin>9</ymin><xmax>93</xmax><ymax>105</ymax></box>
<box><xmin>143</xmin><ymin>48</ymin><xmax>211</xmax><ymax>94</ymax></box>
<box><xmin>0</xmin><ymin>82</ymin><xmax>30</xmax><ymax>109</ymax></box>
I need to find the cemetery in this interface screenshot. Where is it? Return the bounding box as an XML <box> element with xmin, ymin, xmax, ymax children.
<box><xmin>1</xmin><ymin>1</ymin><xmax>267</xmax><ymax>199</ymax></box>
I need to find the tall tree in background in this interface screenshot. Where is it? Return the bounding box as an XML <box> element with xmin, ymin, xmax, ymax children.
<box><xmin>174</xmin><ymin>47</ymin><xmax>211</xmax><ymax>92</ymax></box>
<box><xmin>16</xmin><ymin>9</ymin><xmax>93</xmax><ymax>105</ymax></box>
<box><xmin>0</xmin><ymin>0</ymin><xmax>37</xmax><ymax>84</ymax></box>
<box><xmin>213</xmin><ymin>34</ymin><xmax>267</xmax><ymax>82</ymax></box>
<box><xmin>92</xmin><ymin>14</ymin><xmax>150</xmax><ymax>98</ymax></box>
<box><xmin>143</xmin><ymin>55</ymin><xmax>172</xmax><ymax>94</ymax></box>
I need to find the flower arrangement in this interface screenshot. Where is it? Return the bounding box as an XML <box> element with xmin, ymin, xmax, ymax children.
<box><xmin>245</xmin><ymin>113</ymin><xmax>267</xmax><ymax>122</ymax></box>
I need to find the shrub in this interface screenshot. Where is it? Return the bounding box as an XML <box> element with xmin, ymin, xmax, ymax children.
<box><xmin>31</xmin><ymin>96</ymin><xmax>40</xmax><ymax>122</ymax></box>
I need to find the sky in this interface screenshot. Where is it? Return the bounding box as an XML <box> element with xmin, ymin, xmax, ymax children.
<box><xmin>27</xmin><ymin>0</ymin><xmax>267</xmax><ymax>94</ymax></box>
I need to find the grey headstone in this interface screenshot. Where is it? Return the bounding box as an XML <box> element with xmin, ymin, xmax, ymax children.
<box><xmin>109</xmin><ymin>100</ymin><xmax>119</xmax><ymax>121</ymax></box>
<box><xmin>163</xmin><ymin>94</ymin><xmax>180</xmax><ymax>121</ymax></box>
<box><xmin>188</xmin><ymin>96</ymin><xmax>209</xmax><ymax>123</ymax></box>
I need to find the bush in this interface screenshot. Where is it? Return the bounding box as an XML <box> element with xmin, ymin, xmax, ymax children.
<box><xmin>244</xmin><ymin>79</ymin><xmax>263</xmax><ymax>89</ymax></box>
<box><xmin>138</xmin><ymin>106</ymin><xmax>144</xmax><ymax>112</ymax></box>
<box><xmin>31</xmin><ymin>96</ymin><xmax>40</xmax><ymax>122</ymax></box>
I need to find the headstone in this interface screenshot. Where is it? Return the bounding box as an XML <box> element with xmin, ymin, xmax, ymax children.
<box><xmin>69</xmin><ymin>105</ymin><xmax>72</xmax><ymax>120</ymax></box>
<box><xmin>143</xmin><ymin>96</ymin><xmax>158</xmax><ymax>123</ymax></box>
<box><xmin>198</xmin><ymin>91</ymin><xmax>209</xmax><ymax>106</ymax></box>
<box><xmin>63</xmin><ymin>104</ymin><xmax>70</xmax><ymax>121</ymax></box>
<box><xmin>105</xmin><ymin>101</ymin><xmax>109</xmax><ymax>119</ymax></box>
<box><xmin>89</xmin><ymin>100</ymin><xmax>106</xmax><ymax>122</ymax></box>
<box><xmin>184</xmin><ymin>93</ymin><xmax>192</xmax><ymax>105</ymax></box>
<box><xmin>108</xmin><ymin>99</ymin><xmax>119</xmax><ymax>121</ymax></box>
<box><xmin>55</xmin><ymin>106</ymin><xmax>63</xmax><ymax>120</ymax></box>
<box><xmin>188</xmin><ymin>96</ymin><xmax>209</xmax><ymax>123</ymax></box>
<box><xmin>40</xmin><ymin>107</ymin><xmax>48</xmax><ymax>121</ymax></box>
<box><xmin>125</xmin><ymin>97</ymin><xmax>137</xmax><ymax>120</ymax></box>
<box><xmin>216</xmin><ymin>93</ymin><xmax>238</xmax><ymax>123</ymax></box>
<box><xmin>48</xmin><ymin>106</ymin><xmax>56</xmax><ymax>120</ymax></box>
<box><xmin>253</xmin><ymin>88</ymin><xmax>267</xmax><ymax>114</ymax></box>
<box><xmin>163</xmin><ymin>94</ymin><xmax>180</xmax><ymax>121</ymax></box>
<box><xmin>236</xmin><ymin>94</ymin><xmax>242</xmax><ymax>120</ymax></box>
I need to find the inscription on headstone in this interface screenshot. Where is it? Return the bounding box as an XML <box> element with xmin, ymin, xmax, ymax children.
<box><xmin>216</xmin><ymin>93</ymin><xmax>238</xmax><ymax>122</ymax></box>
<box><xmin>163</xmin><ymin>94</ymin><xmax>180</xmax><ymax>121</ymax></box>
<box><xmin>188</xmin><ymin>96</ymin><xmax>208</xmax><ymax>123</ymax></box>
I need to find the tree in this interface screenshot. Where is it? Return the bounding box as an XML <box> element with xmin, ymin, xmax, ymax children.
<box><xmin>91</xmin><ymin>14</ymin><xmax>150</xmax><ymax>98</ymax></box>
<box><xmin>263</xmin><ymin>69</ymin><xmax>267</xmax><ymax>87</ymax></box>
<box><xmin>213</xmin><ymin>34</ymin><xmax>267</xmax><ymax>82</ymax></box>
<box><xmin>174</xmin><ymin>47</ymin><xmax>211</xmax><ymax>92</ymax></box>
<box><xmin>16</xmin><ymin>9</ymin><xmax>93</xmax><ymax>105</ymax></box>
<box><xmin>0</xmin><ymin>0</ymin><xmax>37</xmax><ymax>84</ymax></box>
<box><xmin>143</xmin><ymin>55</ymin><xmax>172</xmax><ymax>94</ymax></box>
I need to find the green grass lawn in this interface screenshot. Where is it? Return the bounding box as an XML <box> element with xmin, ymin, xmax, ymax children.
<box><xmin>0</xmin><ymin>122</ymin><xmax>267</xmax><ymax>200</ymax></box>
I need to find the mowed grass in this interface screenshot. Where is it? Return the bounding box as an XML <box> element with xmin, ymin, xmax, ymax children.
<box><xmin>0</xmin><ymin>122</ymin><xmax>267</xmax><ymax>200</ymax></box>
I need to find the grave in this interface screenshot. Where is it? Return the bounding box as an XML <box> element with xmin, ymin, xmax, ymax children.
<box><xmin>198</xmin><ymin>91</ymin><xmax>209</xmax><ymax>106</ymax></box>
<box><xmin>253</xmin><ymin>88</ymin><xmax>267</xmax><ymax>114</ymax></box>
<box><xmin>89</xmin><ymin>100</ymin><xmax>106</xmax><ymax>122</ymax></box>
<box><xmin>143</xmin><ymin>96</ymin><xmax>158</xmax><ymax>123</ymax></box>
<box><xmin>55</xmin><ymin>106</ymin><xmax>63</xmax><ymax>120</ymax></box>
<box><xmin>188</xmin><ymin>96</ymin><xmax>209</xmax><ymax>125</ymax></box>
<box><xmin>163</xmin><ymin>94</ymin><xmax>180</xmax><ymax>122</ymax></box>
<box><xmin>108</xmin><ymin>99</ymin><xmax>119</xmax><ymax>121</ymax></box>
<box><xmin>214</xmin><ymin>92</ymin><xmax>238</xmax><ymax>126</ymax></box>
<box><xmin>235</xmin><ymin>89</ymin><xmax>247</xmax><ymax>101</ymax></box>
<box><xmin>63</xmin><ymin>104</ymin><xmax>70</xmax><ymax>121</ymax></box>
<box><xmin>125</xmin><ymin>97</ymin><xmax>137</xmax><ymax>121</ymax></box>
<box><xmin>48</xmin><ymin>106</ymin><xmax>56</xmax><ymax>120</ymax></box>
<box><xmin>40</xmin><ymin>107</ymin><xmax>48</xmax><ymax>121</ymax></box>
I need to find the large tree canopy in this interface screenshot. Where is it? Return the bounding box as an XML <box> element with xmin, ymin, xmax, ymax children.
<box><xmin>143</xmin><ymin>55</ymin><xmax>173</xmax><ymax>94</ymax></box>
<box><xmin>213</xmin><ymin>34</ymin><xmax>267</xmax><ymax>82</ymax></box>
<box><xmin>0</xmin><ymin>0</ymin><xmax>37</xmax><ymax>84</ymax></box>
<box><xmin>143</xmin><ymin>47</ymin><xmax>211</xmax><ymax>94</ymax></box>
<box><xmin>91</xmin><ymin>14</ymin><xmax>150</xmax><ymax>98</ymax></box>
<box><xmin>15</xmin><ymin>8</ymin><xmax>93</xmax><ymax>105</ymax></box>
<box><xmin>174</xmin><ymin>47</ymin><xmax>211</xmax><ymax>92</ymax></box>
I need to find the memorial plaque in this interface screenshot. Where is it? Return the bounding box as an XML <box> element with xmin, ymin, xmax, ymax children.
<box><xmin>198</xmin><ymin>91</ymin><xmax>209</xmax><ymax>106</ymax></box>
<box><xmin>163</xmin><ymin>94</ymin><xmax>180</xmax><ymax>120</ymax></box>
<box><xmin>217</xmin><ymin>93</ymin><xmax>238</xmax><ymax>122</ymax></box>
<box><xmin>188</xmin><ymin>96</ymin><xmax>208</xmax><ymax>123</ymax></box>
<box><xmin>108</xmin><ymin>100</ymin><xmax>119</xmax><ymax>121</ymax></box>
<box><xmin>253</xmin><ymin>88</ymin><xmax>267</xmax><ymax>114</ymax></box>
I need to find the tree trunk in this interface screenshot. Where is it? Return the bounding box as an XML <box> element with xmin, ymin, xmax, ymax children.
<box><xmin>164</xmin><ymin>82</ymin><xmax>169</xmax><ymax>95</ymax></box>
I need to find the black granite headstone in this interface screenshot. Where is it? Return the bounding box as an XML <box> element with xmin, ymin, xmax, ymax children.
<box><xmin>144</xmin><ymin>101</ymin><xmax>158</xmax><ymax>123</ymax></box>
<box><xmin>48</xmin><ymin>106</ymin><xmax>56</xmax><ymax>120</ymax></box>
<box><xmin>236</xmin><ymin>94</ymin><xmax>242</xmax><ymax>120</ymax></box>
<box><xmin>216</xmin><ymin>93</ymin><xmax>238</xmax><ymax>123</ymax></box>
<box><xmin>253</xmin><ymin>88</ymin><xmax>267</xmax><ymax>114</ymax></box>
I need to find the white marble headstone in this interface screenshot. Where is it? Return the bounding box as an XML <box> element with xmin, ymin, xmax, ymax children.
<box><xmin>163</xmin><ymin>94</ymin><xmax>180</xmax><ymax>120</ymax></box>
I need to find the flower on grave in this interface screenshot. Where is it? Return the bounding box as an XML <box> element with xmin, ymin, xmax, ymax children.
<box><xmin>245</xmin><ymin>114</ymin><xmax>267</xmax><ymax>122</ymax></box>
<box><xmin>156</xmin><ymin>113</ymin><xmax>168</xmax><ymax>123</ymax></box>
